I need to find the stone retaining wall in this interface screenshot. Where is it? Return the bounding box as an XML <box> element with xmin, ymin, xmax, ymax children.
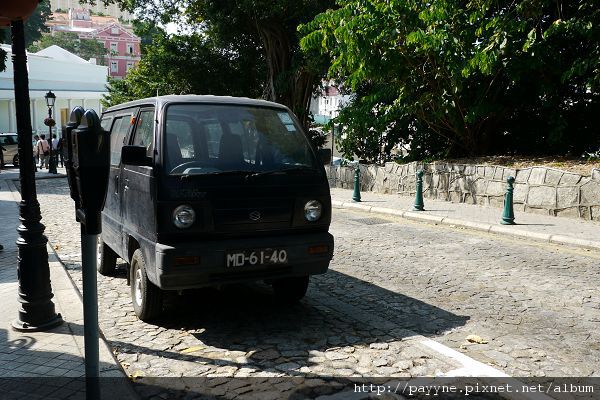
<box><xmin>326</xmin><ymin>162</ymin><xmax>600</xmax><ymax>221</ymax></box>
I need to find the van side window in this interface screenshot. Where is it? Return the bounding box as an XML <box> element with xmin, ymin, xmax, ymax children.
<box><xmin>100</xmin><ymin>116</ymin><xmax>113</xmax><ymax>132</ymax></box>
<box><xmin>109</xmin><ymin>116</ymin><xmax>130</xmax><ymax>166</ymax></box>
<box><xmin>133</xmin><ymin>109</ymin><xmax>155</xmax><ymax>157</ymax></box>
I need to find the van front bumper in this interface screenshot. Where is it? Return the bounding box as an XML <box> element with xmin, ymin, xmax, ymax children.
<box><xmin>154</xmin><ymin>232</ymin><xmax>334</xmax><ymax>290</ymax></box>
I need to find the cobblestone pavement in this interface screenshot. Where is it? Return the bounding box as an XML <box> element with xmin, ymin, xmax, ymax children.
<box><xmin>30</xmin><ymin>178</ymin><xmax>600</xmax><ymax>398</ymax></box>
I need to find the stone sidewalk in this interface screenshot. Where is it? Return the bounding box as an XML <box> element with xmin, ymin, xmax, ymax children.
<box><xmin>330</xmin><ymin>188</ymin><xmax>600</xmax><ymax>251</ymax></box>
<box><xmin>0</xmin><ymin>168</ymin><xmax>137</xmax><ymax>399</ymax></box>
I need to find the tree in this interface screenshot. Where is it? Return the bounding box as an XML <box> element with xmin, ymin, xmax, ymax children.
<box><xmin>101</xmin><ymin>31</ymin><xmax>266</xmax><ymax>108</ymax></box>
<box><xmin>300</xmin><ymin>0</ymin><xmax>599</xmax><ymax>160</ymax></box>
<box><xmin>82</xmin><ymin>0</ymin><xmax>335</xmax><ymax>130</ymax></box>
<box><xmin>28</xmin><ymin>32</ymin><xmax>108</xmax><ymax>64</ymax></box>
<box><xmin>0</xmin><ymin>1</ymin><xmax>52</xmax><ymax>71</ymax></box>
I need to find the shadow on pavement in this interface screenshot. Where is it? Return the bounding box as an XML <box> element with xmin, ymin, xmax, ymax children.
<box><xmin>105</xmin><ymin>269</ymin><xmax>468</xmax><ymax>398</ymax></box>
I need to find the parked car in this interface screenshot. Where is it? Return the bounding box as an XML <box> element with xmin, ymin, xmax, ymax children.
<box><xmin>97</xmin><ymin>95</ymin><xmax>335</xmax><ymax>321</ymax></box>
<box><xmin>0</xmin><ymin>132</ymin><xmax>19</xmax><ymax>167</ymax></box>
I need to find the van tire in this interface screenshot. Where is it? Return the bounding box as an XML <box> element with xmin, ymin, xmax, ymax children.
<box><xmin>272</xmin><ymin>276</ymin><xmax>309</xmax><ymax>302</ymax></box>
<box><xmin>131</xmin><ymin>249</ymin><xmax>163</xmax><ymax>321</ymax></box>
<box><xmin>98</xmin><ymin>240</ymin><xmax>117</xmax><ymax>275</ymax></box>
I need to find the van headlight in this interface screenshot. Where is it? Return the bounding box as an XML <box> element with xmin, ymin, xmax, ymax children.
<box><xmin>173</xmin><ymin>205</ymin><xmax>196</xmax><ymax>228</ymax></box>
<box><xmin>304</xmin><ymin>200</ymin><xmax>322</xmax><ymax>222</ymax></box>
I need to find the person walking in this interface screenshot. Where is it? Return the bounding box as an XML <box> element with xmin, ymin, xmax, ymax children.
<box><xmin>57</xmin><ymin>135</ymin><xmax>65</xmax><ymax>168</ymax></box>
<box><xmin>51</xmin><ymin>134</ymin><xmax>60</xmax><ymax>169</ymax></box>
<box><xmin>32</xmin><ymin>135</ymin><xmax>39</xmax><ymax>172</ymax></box>
<box><xmin>37</xmin><ymin>134</ymin><xmax>50</xmax><ymax>169</ymax></box>
<box><xmin>0</xmin><ymin>142</ymin><xmax>5</xmax><ymax>173</ymax></box>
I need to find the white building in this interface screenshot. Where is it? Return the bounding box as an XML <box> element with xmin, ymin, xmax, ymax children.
<box><xmin>0</xmin><ymin>44</ymin><xmax>108</xmax><ymax>135</ymax></box>
<box><xmin>317</xmin><ymin>85</ymin><xmax>351</xmax><ymax>118</ymax></box>
<box><xmin>50</xmin><ymin>0</ymin><xmax>133</xmax><ymax>22</ymax></box>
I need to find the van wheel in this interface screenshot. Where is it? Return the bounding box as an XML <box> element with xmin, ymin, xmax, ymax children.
<box><xmin>272</xmin><ymin>276</ymin><xmax>309</xmax><ymax>302</ymax></box>
<box><xmin>12</xmin><ymin>154</ymin><xmax>19</xmax><ymax>167</ymax></box>
<box><xmin>131</xmin><ymin>249</ymin><xmax>163</xmax><ymax>321</ymax></box>
<box><xmin>97</xmin><ymin>240</ymin><xmax>117</xmax><ymax>275</ymax></box>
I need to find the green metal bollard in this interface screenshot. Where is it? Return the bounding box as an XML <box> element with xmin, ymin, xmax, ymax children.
<box><xmin>500</xmin><ymin>176</ymin><xmax>516</xmax><ymax>225</ymax></box>
<box><xmin>352</xmin><ymin>165</ymin><xmax>361</xmax><ymax>202</ymax></box>
<box><xmin>413</xmin><ymin>169</ymin><xmax>425</xmax><ymax>211</ymax></box>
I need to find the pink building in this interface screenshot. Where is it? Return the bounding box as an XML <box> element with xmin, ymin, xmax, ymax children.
<box><xmin>79</xmin><ymin>22</ymin><xmax>141</xmax><ymax>79</ymax></box>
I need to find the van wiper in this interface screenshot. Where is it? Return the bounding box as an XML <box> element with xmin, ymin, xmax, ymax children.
<box><xmin>247</xmin><ymin>166</ymin><xmax>318</xmax><ymax>179</ymax></box>
<box><xmin>180</xmin><ymin>170</ymin><xmax>254</xmax><ymax>179</ymax></box>
<box><xmin>180</xmin><ymin>167</ymin><xmax>317</xmax><ymax>180</ymax></box>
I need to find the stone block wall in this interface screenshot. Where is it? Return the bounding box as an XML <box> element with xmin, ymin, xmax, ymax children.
<box><xmin>326</xmin><ymin>162</ymin><xmax>600</xmax><ymax>221</ymax></box>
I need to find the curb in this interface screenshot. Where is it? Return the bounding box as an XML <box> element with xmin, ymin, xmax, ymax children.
<box><xmin>332</xmin><ymin>200</ymin><xmax>600</xmax><ymax>252</ymax></box>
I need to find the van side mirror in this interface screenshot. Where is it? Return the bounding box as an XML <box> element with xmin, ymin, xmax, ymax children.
<box><xmin>318</xmin><ymin>148</ymin><xmax>332</xmax><ymax>165</ymax></box>
<box><xmin>122</xmin><ymin>145</ymin><xmax>152</xmax><ymax>166</ymax></box>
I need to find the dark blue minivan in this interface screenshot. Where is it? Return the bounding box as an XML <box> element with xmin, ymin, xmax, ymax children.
<box><xmin>98</xmin><ymin>95</ymin><xmax>334</xmax><ymax>321</ymax></box>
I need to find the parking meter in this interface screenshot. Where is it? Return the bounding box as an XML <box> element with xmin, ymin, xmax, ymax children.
<box><xmin>70</xmin><ymin>109</ymin><xmax>110</xmax><ymax>235</ymax></box>
<box><xmin>66</xmin><ymin>108</ymin><xmax>109</xmax><ymax>399</ymax></box>
<box><xmin>64</xmin><ymin>106</ymin><xmax>85</xmax><ymax>212</ymax></box>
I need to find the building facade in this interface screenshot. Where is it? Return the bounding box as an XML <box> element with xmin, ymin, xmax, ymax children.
<box><xmin>0</xmin><ymin>45</ymin><xmax>108</xmax><ymax>135</ymax></box>
<box><xmin>50</xmin><ymin>0</ymin><xmax>133</xmax><ymax>22</ymax></box>
<box><xmin>79</xmin><ymin>22</ymin><xmax>141</xmax><ymax>79</ymax></box>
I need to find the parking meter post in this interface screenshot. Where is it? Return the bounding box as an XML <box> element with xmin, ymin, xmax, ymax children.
<box><xmin>501</xmin><ymin>176</ymin><xmax>516</xmax><ymax>225</ymax></box>
<box><xmin>81</xmin><ymin>228</ymin><xmax>100</xmax><ymax>400</ymax></box>
<box><xmin>66</xmin><ymin>109</ymin><xmax>109</xmax><ymax>400</ymax></box>
<box><xmin>352</xmin><ymin>165</ymin><xmax>361</xmax><ymax>202</ymax></box>
<box><xmin>413</xmin><ymin>169</ymin><xmax>425</xmax><ymax>211</ymax></box>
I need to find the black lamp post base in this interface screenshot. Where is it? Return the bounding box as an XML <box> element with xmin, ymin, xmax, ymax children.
<box><xmin>48</xmin><ymin>156</ymin><xmax>58</xmax><ymax>174</ymax></box>
<box><xmin>12</xmin><ymin>313</ymin><xmax>63</xmax><ymax>332</ymax></box>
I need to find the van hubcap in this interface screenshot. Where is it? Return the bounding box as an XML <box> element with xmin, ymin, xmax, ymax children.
<box><xmin>134</xmin><ymin>268</ymin><xmax>143</xmax><ymax>306</ymax></box>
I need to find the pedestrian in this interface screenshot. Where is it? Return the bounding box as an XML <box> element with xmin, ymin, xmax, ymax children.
<box><xmin>0</xmin><ymin>142</ymin><xmax>5</xmax><ymax>172</ymax></box>
<box><xmin>51</xmin><ymin>134</ymin><xmax>60</xmax><ymax>169</ymax></box>
<box><xmin>37</xmin><ymin>134</ymin><xmax>50</xmax><ymax>169</ymax></box>
<box><xmin>32</xmin><ymin>134</ymin><xmax>39</xmax><ymax>172</ymax></box>
<box><xmin>57</xmin><ymin>135</ymin><xmax>65</xmax><ymax>167</ymax></box>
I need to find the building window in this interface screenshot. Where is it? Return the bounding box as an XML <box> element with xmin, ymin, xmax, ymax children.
<box><xmin>110</xmin><ymin>42</ymin><xmax>118</xmax><ymax>53</ymax></box>
<box><xmin>111</xmin><ymin>61</ymin><xmax>118</xmax><ymax>73</ymax></box>
<box><xmin>126</xmin><ymin>62</ymin><xmax>134</xmax><ymax>71</ymax></box>
<box><xmin>127</xmin><ymin>43</ymin><xmax>134</xmax><ymax>54</ymax></box>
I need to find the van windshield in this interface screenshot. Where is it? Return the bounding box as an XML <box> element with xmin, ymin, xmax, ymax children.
<box><xmin>164</xmin><ymin>104</ymin><xmax>318</xmax><ymax>176</ymax></box>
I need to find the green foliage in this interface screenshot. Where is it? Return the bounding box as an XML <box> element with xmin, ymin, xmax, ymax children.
<box><xmin>0</xmin><ymin>1</ymin><xmax>52</xmax><ymax>71</ymax></box>
<box><xmin>101</xmin><ymin>31</ymin><xmax>266</xmax><ymax>108</ymax></box>
<box><xmin>28</xmin><ymin>32</ymin><xmax>108</xmax><ymax>63</ymax></box>
<box><xmin>80</xmin><ymin>0</ymin><xmax>335</xmax><ymax>141</ymax></box>
<box><xmin>300</xmin><ymin>0</ymin><xmax>600</xmax><ymax>160</ymax></box>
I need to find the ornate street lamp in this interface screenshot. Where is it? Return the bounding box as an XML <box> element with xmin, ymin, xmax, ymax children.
<box><xmin>3</xmin><ymin>7</ymin><xmax>63</xmax><ymax>331</ymax></box>
<box><xmin>45</xmin><ymin>90</ymin><xmax>58</xmax><ymax>174</ymax></box>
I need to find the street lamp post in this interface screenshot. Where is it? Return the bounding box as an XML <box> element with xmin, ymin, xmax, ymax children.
<box><xmin>45</xmin><ymin>91</ymin><xmax>57</xmax><ymax>174</ymax></box>
<box><xmin>10</xmin><ymin>19</ymin><xmax>63</xmax><ymax>332</ymax></box>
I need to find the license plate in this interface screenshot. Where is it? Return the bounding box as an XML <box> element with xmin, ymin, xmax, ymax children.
<box><xmin>226</xmin><ymin>248</ymin><xmax>288</xmax><ymax>267</ymax></box>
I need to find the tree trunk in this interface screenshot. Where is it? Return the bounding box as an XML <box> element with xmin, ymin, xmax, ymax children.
<box><xmin>257</xmin><ymin>22</ymin><xmax>318</xmax><ymax>130</ymax></box>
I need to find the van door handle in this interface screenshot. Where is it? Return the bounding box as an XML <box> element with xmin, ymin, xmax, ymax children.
<box><xmin>114</xmin><ymin>175</ymin><xmax>119</xmax><ymax>194</ymax></box>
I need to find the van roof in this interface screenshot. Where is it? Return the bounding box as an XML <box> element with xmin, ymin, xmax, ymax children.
<box><xmin>104</xmin><ymin>95</ymin><xmax>288</xmax><ymax>114</ymax></box>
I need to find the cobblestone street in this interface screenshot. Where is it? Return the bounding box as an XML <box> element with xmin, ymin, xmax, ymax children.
<box><xmin>33</xmin><ymin>178</ymin><xmax>600</xmax><ymax>398</ymax></box>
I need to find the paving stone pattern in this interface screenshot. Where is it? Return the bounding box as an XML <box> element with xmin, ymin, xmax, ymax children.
<box><xmin>31</xmin><ymin>178</ymin><xmax>600</xmax><ymax>398</ymax></box>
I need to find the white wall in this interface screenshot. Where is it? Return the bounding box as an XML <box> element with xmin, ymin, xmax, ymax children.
<box><xmin>0</xmin><ymin>45</ymin><xmax>107</xmax><ymax>134</ymax></box>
